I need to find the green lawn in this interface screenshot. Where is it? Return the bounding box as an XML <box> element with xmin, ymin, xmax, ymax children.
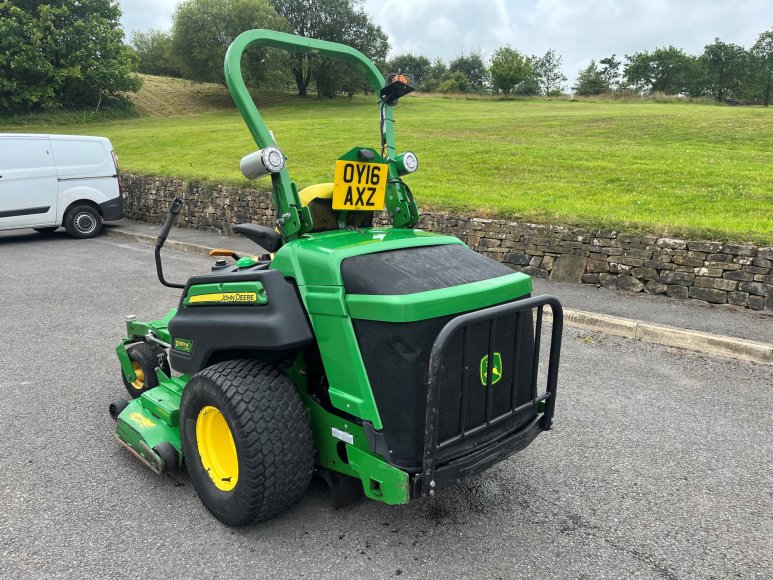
<box><xmin>3</xmin><ymin>93</ymin><xmax>772</xmax><ymax>244</ymax></box>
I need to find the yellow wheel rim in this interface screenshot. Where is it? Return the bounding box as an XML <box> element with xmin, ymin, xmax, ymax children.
<box><xmin>130</xmin><ymin>361</ymin><xmax>145</xmax><ymax>390</ymax></box>
<box><xmin>196</xmin><ymin>405</ymin><xmax>239</xmax><ymax>491</ymax></box>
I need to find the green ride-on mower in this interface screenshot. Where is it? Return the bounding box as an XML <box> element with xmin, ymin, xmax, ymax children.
<box><xmin>109</xmin><ymin>29</ymin><xmax>564</xmax><ymax>526</ymax></box>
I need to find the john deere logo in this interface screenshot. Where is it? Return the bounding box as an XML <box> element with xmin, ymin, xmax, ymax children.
<box><xmin>480</xmin><ymin>352</ymin><xmax>503</xmax><ymax>386</ymax></box>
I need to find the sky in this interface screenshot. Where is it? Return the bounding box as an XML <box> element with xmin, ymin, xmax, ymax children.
<box><xmin>119</xmin><ymin>0</ymin><xmax>773</xmax><ymax>84</ymax></box>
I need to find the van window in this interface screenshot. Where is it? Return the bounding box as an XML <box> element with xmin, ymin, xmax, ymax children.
<box><xmin>0</xmin><ymin>138</ymin><xmax>54</xmax><ymax>171</ymax></box>
<box><xmin>51</xmin><ymin>139</ymin><xmax>106</xmax><ymax>169</ymax></box>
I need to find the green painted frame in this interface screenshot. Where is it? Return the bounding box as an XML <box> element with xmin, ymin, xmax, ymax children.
<box><xmin>224</xmin><ymin>29</ymin><xmax>418</xmax><ymax>240</ymax></box>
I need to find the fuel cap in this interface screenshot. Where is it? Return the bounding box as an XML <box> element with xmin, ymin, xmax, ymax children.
<box><xmin>236</xmin><ymin>256</ymin><xmax>256</xmax><ymax>268</ymax></box>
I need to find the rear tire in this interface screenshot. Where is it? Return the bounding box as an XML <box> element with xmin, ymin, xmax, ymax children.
<box><xmin>180</xmin><ymin>359</ymin><xmax>314</xmax><ymax>526</ymax></box>
<box><xmin>34</xmin><ymin>226</ymin><xmax>58</xmax><ymax>234</ymax></box>
<box><xmin>64</xmin><ymin>204</ymin><xmax>102</xmax><ymax>238</ymax></box>
<box><xmin>121</xmin><ymin>342</ymin><xmax>170</xmax><ymax>399</ymax></box>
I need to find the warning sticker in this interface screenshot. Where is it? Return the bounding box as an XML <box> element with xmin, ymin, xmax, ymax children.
<box><xmin>331</xmin><ymin>427</ymin><xmax>354</xmax><ymax>445</ymax></box>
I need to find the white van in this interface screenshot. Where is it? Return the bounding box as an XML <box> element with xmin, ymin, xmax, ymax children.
<box><xmin>0</xmin><ymin>133</ymin><xmax>123</xmax><ymax>238</ymax></box>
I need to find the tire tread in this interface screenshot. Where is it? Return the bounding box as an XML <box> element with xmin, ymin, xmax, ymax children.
<box><xmin>180</xmin><ymin>359</ymin><xmax>314</xmax><ymax>526</ymax></box>
<box><xmin>121</xmin><ymin>342</ymin><xmax>170</xmax><ymax>398</ymax></box>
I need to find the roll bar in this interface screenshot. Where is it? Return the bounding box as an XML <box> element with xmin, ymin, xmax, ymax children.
<box><xmin>224</xmin><ymin>29</ymin><xmax>418</xmax><ymax>240</ymax></box>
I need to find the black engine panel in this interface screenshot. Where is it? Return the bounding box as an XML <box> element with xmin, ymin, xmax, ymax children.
<box><xmin>168</xmin><ymin>266</ymin><xmax>313</xmax><ymax>375</ymax></box>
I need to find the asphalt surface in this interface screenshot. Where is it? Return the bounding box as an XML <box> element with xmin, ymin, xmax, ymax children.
<box><xmin>1</xmin><ymin>228</ymin><xmax>772</xmax><ymax>579</ymax></box>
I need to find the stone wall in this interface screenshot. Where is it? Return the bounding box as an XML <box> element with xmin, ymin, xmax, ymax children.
<box><xmin>121</xmin><ymin>174</ymin><xmax>773</xmax><ymax>311</ymax></box>
<box><xmin>122</xmin><ymin>174</ymin><xmax>276</xmax><ymax>230</ymax></box>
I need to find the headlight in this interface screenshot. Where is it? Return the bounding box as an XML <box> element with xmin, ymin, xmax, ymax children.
<box><xmin>240</xmin><ymin>146</ymin><xmax>285</xmax><ymax>179</ymax></box>
<box><xmin>263</xmin><ymin>147</ymin><xmax>284</xmax><ymax>172</ymax></box>
<box><xmin>395</xmin><ymin>151</ymin><xmax>418</xmax><ymax>175</ymax></box>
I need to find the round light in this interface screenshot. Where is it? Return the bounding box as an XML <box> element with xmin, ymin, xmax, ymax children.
<box><xmin>262</xmin><ymin>147</ymin><xmax>285</xmax><ymax>173</ymax></box>
<box><xmin>240</xmin><ymin>146</ymin><xmax>285</xmax><ymax>179</ymax></box>
<box><xmin>402</xmin><ymin>151</ymin><xmax>418</xmax><ymax>173</ymax></box>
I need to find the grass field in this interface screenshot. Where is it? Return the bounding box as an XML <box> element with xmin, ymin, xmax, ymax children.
<box><xmin>2</xmin><ymin>75</ymin><xmax>771</xmax><ymax>244</ymax></box>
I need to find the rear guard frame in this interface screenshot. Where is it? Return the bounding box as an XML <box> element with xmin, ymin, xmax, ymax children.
<box><xmin>417</xmin><ymin>295</ymin><xmax>563</xmax><ymax>497</ymax></box>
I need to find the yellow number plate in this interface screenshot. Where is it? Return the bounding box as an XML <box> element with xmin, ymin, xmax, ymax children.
<box><xmin>332</xmin><ymin>160</ymin><xmax>388</xmax><ymax>211</ymax></box>
<box><xmin>188</xmin><ymin>292</ymin><xmax>257</xmax><ymax>304</ymax></box>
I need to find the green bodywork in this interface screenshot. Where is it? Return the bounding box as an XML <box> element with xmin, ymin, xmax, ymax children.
<box><xmin>115</xmin><ymin>374</ymin><xmax>187</xmax><ymax>473</ymax></box>
<box><xmin>115</xmin><ymin>230</ymin><xmax>532</xmax><ymax>500</ymax></box>
<box><xmin>270</xmin><ymin>228</ymin><xmax>532</xmax><ymax>428</ymax></box>
<box><xmin>114</xmin><ymin>29</ymin><xmax>533</xmax><ymax>507</ymax></box>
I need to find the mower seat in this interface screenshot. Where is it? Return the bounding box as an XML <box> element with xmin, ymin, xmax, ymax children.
<box><xmin>233</xmin><ymin>223</ymin><xmax>283</xmax><ymax>253</ymax></box>
<box><xmin>299</xmin><ymin>183</ymin><xmax>373</xmax><ymax>231</ymax></box>
<box><xmin>299</xmin><ymin>183</ymin><xmax>338</xmax><ymax>232</ymax></box>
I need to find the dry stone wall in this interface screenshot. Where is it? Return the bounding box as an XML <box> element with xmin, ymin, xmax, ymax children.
<box><xmin>121</xmin><ymin>174</ymin><xmax>773</xmax><ymax>311</ymax></box>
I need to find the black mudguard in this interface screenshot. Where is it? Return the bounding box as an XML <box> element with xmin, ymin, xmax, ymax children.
<box><xmin>168</xmin><ymin>268</ymin><xmax>313</xmax><ymax>375</ymax></box>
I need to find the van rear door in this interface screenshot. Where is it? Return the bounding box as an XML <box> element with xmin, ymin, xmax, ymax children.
<box><xmin>51</xmin><ymin>137</ymin><xmax>116</xmax><ymax>182</ymax></box>
<box><xmin>0</xmin><ymin>136</ymin><xmax>59</xmax><ymax>229</ymax></box>
<box><xmin>50</xmin><ymin>136</ymin><xmax>120</xmax><ymax>219</ymax></box>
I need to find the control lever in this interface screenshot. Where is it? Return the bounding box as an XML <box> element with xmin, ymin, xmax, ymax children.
<box><xmin>155</xmin><ymin>198</ymin><xmax>185</xmax><ymax>289</ymax></box>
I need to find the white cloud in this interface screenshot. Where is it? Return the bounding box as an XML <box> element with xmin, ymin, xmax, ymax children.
<box><xmin>120</xmin><ymin>0</ymin><xmax>773</xmax><ymax>83</ymax></box>
<box><xmin>378</xmin><ymin>0</ymin><xmax>770</xmax><ymax>82</ymax></box>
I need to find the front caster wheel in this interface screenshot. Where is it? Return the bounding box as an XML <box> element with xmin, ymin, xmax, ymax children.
<box><xmin>121</xmin><ymin>342</ymin><xmax>170</xmax><ymax>399</ymax></box>
<box><xmin>180</xmin><ymin>359</ymin><xmax>314</xmax><ymax>526</ymax></box>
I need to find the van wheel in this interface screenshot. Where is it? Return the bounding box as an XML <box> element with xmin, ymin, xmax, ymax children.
<box><xmin>64</xmin><ymin>204</ymin><xmax>102</xmax><ymax>239</ymax></box>
<box><xmin>34</xmin><ymin>227</ymin><xmax>58</xmax><ymax>234</ymax></box>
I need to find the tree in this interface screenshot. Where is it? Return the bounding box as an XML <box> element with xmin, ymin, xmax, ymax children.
<box><xmin>421</xmin><ymin>58</ymin><xmax>448</xmax><ymax>93</ymax></box>
<box><xmin>271</xmin><ymin>0</ymin><xmax>389</xmax><ymax>97</ymax></box>
<box><xmin>323</xmin><ymin>7</ymin><xmax>388</xmax><ymax>98</ymax></box>
<box><xmin>171</xmin><ymin>0</ymin><xmax>285</xmax><ymax>86</ymax></box>
<box><xmin>573</xmin><ymin>61</ymin><xmax>608</xmax><ymax>96</ymax></box>
<box><xmin>0</xmin><ymin>0</ymin><xmax>140</xmax><ymax>114</ymax></box>
<box><xmin>599</xmin><ymin>54</ymin><xmax>621</xmax><ymax>92</ymax></box>
<box><xmin>448</xmin><ymin>50</ymin><xmax>488</xmax><ymax>93</ymax></box>
<box><xmin>623</xmin><ymin>51</ymin><xmax>652</xmax><ymax>92</ymax></box>
<box><xmin>623</xmin><ymin>47</ymin><xmax>698</xmax><ymax>95</ymax></box>
<box><xmin>533</xmin><ymin>49</ymin><xmax>566</xmax><ymax>96</ymax></box>
<box><xmin>489</xmin><ymin>46</ymin><xmax>534</xmax><ymax>95</ymax></box>
<box><xmin>385</xmin><ymin>53</ymin><xmax>432</xmax><ymax>90</ymax></box>
<box><xmin>438</xmin><ymin>71</ymin><xmax>470</xmax><ymax>94</ymax></box>
<box><xmin>751</xmin><ymin>30</ymin><xmax>773</xmax><ymax>106</ymax></box>
<box><xmin>132</xmin><ymin>29</ymin><xmax>181</xmax><ymax>77</ymax></box>
<box><xmin>701</xmin><ymin>38</ymin><xmax>748</xmax><ymax>101</ymax></box>
<box><xmin>513</xmin><ymin>74</ymin><xmax>540</xmax><ymax>96</ymax></box>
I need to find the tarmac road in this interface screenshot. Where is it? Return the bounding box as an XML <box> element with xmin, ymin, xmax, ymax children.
<box><xmin>1</xmin><ymin>229</ymin><xmax>771</xmax><ymax>579</ymax></box>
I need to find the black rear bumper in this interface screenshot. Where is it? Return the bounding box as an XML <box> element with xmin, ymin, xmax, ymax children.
<box><xmin>409</xmin><ymin>415</ymin><xmax>544</xmax><ymax>498</ymax></box>
<box><xmin>99</xmin><ymin>196</ymin><xmax>124</xmax><ymax>221</ymax></box>
<box><xmin>417</xmin><ymin>294</ymin><xmax>563</xmax><ymax>497</ymax></box>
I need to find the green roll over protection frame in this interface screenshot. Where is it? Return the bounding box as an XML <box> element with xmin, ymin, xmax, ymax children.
<box><xmin>224</xmin><ymin>29</ymin><xmax>419</xmax><ymax>239</ymax></box>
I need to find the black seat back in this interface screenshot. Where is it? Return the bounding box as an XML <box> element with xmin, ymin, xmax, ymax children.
<box><xmin>232</xmin><ymin>223</ymin><xmax>283</xmax><ymax>253</ymax></box>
